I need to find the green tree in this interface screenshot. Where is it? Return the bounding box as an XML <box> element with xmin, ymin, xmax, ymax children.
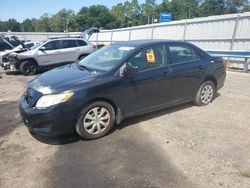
<box><xmin>34</xmin><ymin>14</ymin><xmax>51</xmax><ymax>32</ymax></box>
<box><xmin>49</xmin><ymin>9</ymin><xmax>75</xmax><ymax>32</ymax></box>
<box><xmin>199</xmin><ymin>0</ymin><xmax>226</xmax><ymax>16</ymax></box>
<box><xmin>128</xmin><ymin>0</ymin><xmax>141</xmax><ymax>26</ymax></box>
<box><xmin>142</xmin><ymin>0</ymin><xmax>157</xmax><ymax>24</ymax></box>
<box><xmin>21</xmin><ymin>19</ymin><xmax>35</xmax><ymax>32</ymax></box>
<box><xmin>111</xmin><ymin>3</ymin><xmax>126</xmax><ymax>28</ymax></box>
<box><xmin>3</xmin><ymin>19</ymin><xmax>21</xmax><ymax>31</ymax></box>
<box><xmin>156</xmin><ymin>0</ymin><xmax>171</xmax><ymax>13</ymax></box>
<box><xmin>225</xmin><ymin>0</ymin><xmax>248</xmax><ymax>13</ymax></box>
<box><xmin>0</xmin><ymin>21</ymin><xmax>9</xmax><ymax>32</ymax></box>
<box><xmin>169</xmin><ymin>0</ymin><xmax>200</xmax><ymax>20</ymax></box>
<box><xmin>76</xmin><ymin>5</ymin><xmax>117</xmax><ymax>30</ymax></box>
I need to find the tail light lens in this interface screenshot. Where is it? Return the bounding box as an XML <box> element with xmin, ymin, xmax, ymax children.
<box><xmin>93</xmin><ymin>44</ymin><xmax>97</xmax><ymax>49</ymax></box>
<box><xmin>223</xmin><ymin>59</ymin><xmax>228</xmax><ymax>69</ymax></box>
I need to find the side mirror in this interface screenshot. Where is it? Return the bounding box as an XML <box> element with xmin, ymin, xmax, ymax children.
<box><xmin>123</xmin><ymin>64</ymin><xmax>138</xmax><ymax>78</ymax></box>
<box><xmin>39</xmin><ymin>46</ymin><xmax>46</xmax><ymax>51</ymax></box>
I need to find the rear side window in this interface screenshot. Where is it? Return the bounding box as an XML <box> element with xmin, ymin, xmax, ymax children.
<box><xmin>169</xmin><ymin>45</ymin><xmax>201</xmax><ymax>64</ymax></box>
<box><xmin>128</xmin><ymin>45</ymin><xmax>165</xmax><ymax>72</ymax></box>
<box><xmin>43</xmin><ymin>41</ymin><xmax>59</xmax><ymax>50</ymax></box>
<box><xmin>61</xmin><ymin>40</ymin><xmax>78</xmax><ymax>49</ymax></box>
<box><xmin>77</xmin><ymin>40</ymin><xmax>87</xmax><ymax>46</ymax></box>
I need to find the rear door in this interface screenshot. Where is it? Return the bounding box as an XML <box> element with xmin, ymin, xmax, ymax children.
<box><xmin>59</xmin><ymin>39</ymin><xmax>79</xmax><ymax>62</ymax></box>
<box><xmin>166</xmin><ymin>43</ymin><xmax>205</xmax><ymax>102</ymax></box>
<box><xmin>36</xmin><ymin>40</ymin><xmax>61</xmax><ymax>66</ymax></box>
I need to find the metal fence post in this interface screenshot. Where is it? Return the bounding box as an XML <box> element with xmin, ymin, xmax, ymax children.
<box><xmin>243</xmin><ymin>58</ymin><xmax>249</xmax><ymax>73</ymax></box>
<box><xmin>151</xmin><ymin>24</ymin><xmax>154</xmax><ymax>39</ymax></box>
<box><xmin>128</xmin><ymin>28</ymin><xmax>132</xmax><ymax>41</ymax></box>
<box><xmin>230</xmin><ymin>15</ymin><xmax>240</xmax><ymax>50</ymax></box>
<box><xmin>183</xmin><ymin>21</ymin><xmax>187</xmax><ymax>41</ymax></box>
<box><xmin>110</xmin><ymin>30</ymin><xmax>113</xmax><ymax>43</ymax></box>
<box><xmin>96</xmin><ymin>32</ymin><xmax>99</xmax><ymax>44</ymax></box>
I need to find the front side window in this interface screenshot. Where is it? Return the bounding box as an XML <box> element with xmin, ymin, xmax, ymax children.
<box><xmin>128</xmin><ymin>45</ymin><xmax>165</xmax><ymax>72</ymax></box>
<box><xmin>78</xmin><ymin>45</ymin><xmax>134</xmax><ymax>71</ymax></box>
<box><xmin>62</xmin><ymin>40</ymin><xmax>78</xmax><ymax>49</ymax></box>
<box><xmin>30</xmin><ymin>40</ymin><xmax>46</xmax><ymax>50</ymax></box>
<box><xmin>169</xmin><ymin>45</ymin><xmax>201</xmax><ymax>64</ymax></box>
<box><xmin>42</xmin><ymin>41</ymin><xmax>59</xmax><ymax>50</ymax></box>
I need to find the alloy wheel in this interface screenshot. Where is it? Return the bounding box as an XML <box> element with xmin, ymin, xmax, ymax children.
<box><xmin>200</xmin><ymin>84</ymin><xmax>214</xmax><ymax>104</ymax></box>
<box><xmin>24</xmin><ymin>62</ymin><xmax>36</xmax><ymax>74</ymax></box>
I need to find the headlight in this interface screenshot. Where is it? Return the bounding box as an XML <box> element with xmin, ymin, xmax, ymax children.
<box><xmin>35</xmin><ymin>92</ymin><xmax>74</xmax><ymax>108</ymax></box>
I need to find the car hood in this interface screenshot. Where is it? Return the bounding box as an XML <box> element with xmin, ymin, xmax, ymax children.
<box><xmin>16</xmin><ymin>49</ymin><xmax>34</xmax><ymax>57</ymax></box>
<box><xmin>29</xmin><ymin>64</ymin><xmax>99</xmax><ymax>94</ymax></box>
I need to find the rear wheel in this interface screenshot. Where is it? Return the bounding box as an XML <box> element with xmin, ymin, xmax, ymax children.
<box><xmin>76</xmin><ymin>101</ymin><xmax>115</xmax><ymax>140</ymax></box>
<box><xmin>194</xmin><ymin>81</ymin><xmax>215</xmax><ymax>106</ymax></box>
<box><xmin>20</xmin><ymin>60</ymin><xmax>37</xmax><ymax>75</ymax></box>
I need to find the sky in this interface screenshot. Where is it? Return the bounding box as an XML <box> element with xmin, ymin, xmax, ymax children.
<box><xmin>0</xmin><ymin>0</ymin><xmax>162</xmax><ymax>22</ymax></box>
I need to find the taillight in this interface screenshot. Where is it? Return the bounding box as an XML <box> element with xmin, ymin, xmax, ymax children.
<box><xmin>223</xmin><ymin>59</ymin><xmax>228</xmax><ymax>69</ymax></box>
<box><xmin>93</xmin><ymin>44</ymin><xmax>97</xmax><ymax>49</ymax></box>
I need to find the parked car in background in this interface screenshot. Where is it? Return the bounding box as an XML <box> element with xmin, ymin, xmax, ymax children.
<box><xmin>0</xmin><ymin>41</ymin><xmax>37</xmax><ymax>67</ymax></box>
<box><xmin>0</xmin><ymin>35</ymin><xmax>24</xmax><ymax>51</ymax></box>
<box><xmin>2</xmin><ymin>37</ymin><xmax>97</xmax><ymax>75</ymax></box>
<box><xmin>79</xmin><ymin>27</ymin><xmax>104</xmax><ymax>49</ymax></box>
<box><xmin>19</xmin><ymin>40</ymin><xmax>226</xmax><ymax>140</ymax></box>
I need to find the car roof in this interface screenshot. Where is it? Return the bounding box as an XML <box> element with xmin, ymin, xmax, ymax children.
<box><xmin>48</xmin><ymin>37</ymin><xmax>86</xmax><ymax>41</ymax></box>
<box><xmin>113</xmin><ymin>39</ymin><xmax>190</xmax><ymax>48</ymax></box>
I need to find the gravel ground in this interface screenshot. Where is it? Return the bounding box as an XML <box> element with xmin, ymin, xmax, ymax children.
<box><xmin>0</xmin><ymin>70</ymin><xmax>249</xmax><ymax>188</ymax></box>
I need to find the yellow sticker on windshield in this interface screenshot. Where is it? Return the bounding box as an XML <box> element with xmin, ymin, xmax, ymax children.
<box><xmin>146</xmin><ymin>52</ymin><xmax>156</xmax><ymax>63</ymax></box>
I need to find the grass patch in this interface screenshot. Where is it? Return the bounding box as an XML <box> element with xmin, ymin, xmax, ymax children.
<box><xmin>240</xmin><ymin>171</ymin><xmax>250</xmax><ymax>178</ymax></box>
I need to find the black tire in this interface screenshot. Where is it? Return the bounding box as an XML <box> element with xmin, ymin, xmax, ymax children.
<box><xmin>20</xmin><ymin>60</ymin><xmax>37</xmax><ymax>75</ymax></box>
<box><xmin>76</xmin><ymin>101</ymin><xmax>115</xmax><ymax>140</ymax></box>
<box><xmin>194</xmin><ymin>81</ymin><xmax>216</xmax><ymax>106</ymax></box>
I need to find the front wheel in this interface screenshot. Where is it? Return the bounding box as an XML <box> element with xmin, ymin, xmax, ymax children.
<box><xmin>76</xmin><ymin>101</ymin><xmax>115</xmax><ymax>140</ymax></box>
<box><xmin>194</xmin><ymin>81</ymin><xmax>216</xmax><ymax>106</ymax></box>
<box><xmin>20</xmin><ymin>61</ymin><xmax>37</xmax><ymax>75</ymax></box>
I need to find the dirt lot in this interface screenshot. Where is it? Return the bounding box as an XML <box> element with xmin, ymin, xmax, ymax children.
<box><xmin>0</xmin><ymin>70</ymin><xmax>250</xmax><ymax>188</ymax></box>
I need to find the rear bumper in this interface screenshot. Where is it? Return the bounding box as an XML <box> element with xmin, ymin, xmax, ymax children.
<box><xmin>19</xmin><ymin>94</ymin><xmax>78</xmax><ymax>137</ymax></box>
<box><xmin>217</xmin><ymin>71</ymin><xmax>226</xmax><ymax>91</ymax></box>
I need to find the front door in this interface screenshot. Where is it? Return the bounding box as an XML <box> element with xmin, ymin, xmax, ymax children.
<box><xmin>119</xmin><ymin>45</ymin><xmax>172</xmax><ymax>116</ymax></box>
<box><xmin>36</xmin><ymin>40</ymin><xmax>61</xmax><ymax>66</ymax></box>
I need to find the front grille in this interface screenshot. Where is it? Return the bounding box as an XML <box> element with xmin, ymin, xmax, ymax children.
<box><xmin>2</xmin><ymin>56</ymin><xmax>9</xmax><ymax>62</ymax></box>
<box><xmin>25</xmin><ymin>89</ymin><xmax>33</xmax><ymax>106</ymax></box>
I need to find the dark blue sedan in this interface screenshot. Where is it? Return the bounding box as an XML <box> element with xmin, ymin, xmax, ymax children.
<box><xmin>19</xmin><ymin>40</ymin><xmax>226</xmax><ymax>139</ymax></box>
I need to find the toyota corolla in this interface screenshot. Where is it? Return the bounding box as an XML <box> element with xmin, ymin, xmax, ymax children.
<box><xmin>19</xmin><ymin>40</ymin><xmax>226</xmax><ymax>139</ymax></box>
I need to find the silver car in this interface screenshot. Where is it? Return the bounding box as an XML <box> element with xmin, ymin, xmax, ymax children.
<box><xmin>3</xmin><ymin>38</ymin><xmax>96</xmax><ymax>75</ymax></box>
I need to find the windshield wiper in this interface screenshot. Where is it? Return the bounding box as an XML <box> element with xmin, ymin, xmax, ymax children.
<box><xmin>78</xmin><ymin>64</ymin><xmax>95</xmax><ymax>73</ymax></box>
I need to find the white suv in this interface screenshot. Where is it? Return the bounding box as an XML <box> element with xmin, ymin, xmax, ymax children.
<box><xmin>5</xmin><ymin>37</ymin><xmax>96</xmax><ymax>75</ymax></box>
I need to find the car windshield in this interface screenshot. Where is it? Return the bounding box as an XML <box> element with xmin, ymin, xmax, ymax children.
<box><xmin>30</xmin><ymin>40</ymin><xmax>46</xmax><ymax>50</ymax></box>
<box><xmin>78</xmin><ymin>45</ymin><xmax>135</xmax><ymax>71</ymax></box>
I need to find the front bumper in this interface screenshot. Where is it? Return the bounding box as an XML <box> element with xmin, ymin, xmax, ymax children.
<box><xmin>19</xmin><ymin>94</ymin><xmax>79</xmax><ymax>137</ymax></box>
<box><xmin>0</xmin><ymin>59</ymin><xmax>18</xmax><ymax>71</ymax></box>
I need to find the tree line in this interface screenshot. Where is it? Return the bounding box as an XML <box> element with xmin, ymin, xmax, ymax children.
<box><xmin>0</xmin><ymin>0</ymin><xmax>249</xmax><ymax>32</ymax></box>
